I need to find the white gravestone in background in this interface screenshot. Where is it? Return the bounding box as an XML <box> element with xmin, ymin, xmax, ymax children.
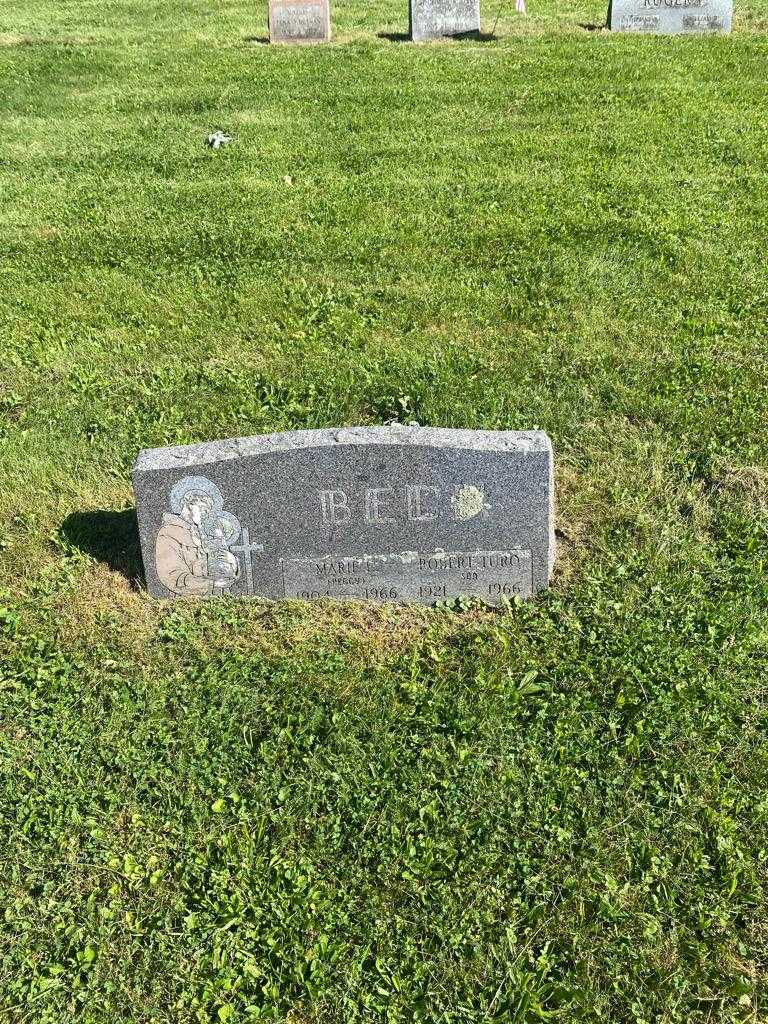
<box><xmin>268</xmin><ymin>0</ymin><xmax>331</xmax><ymax>42</ymax></box>
<box><xmin>410</xmin><ymin>0</ymin><xmax>481</xmax><ymax>40</ymax></box>
<box><xmin>609</xmin><ymin>0</ymin><xmax>732</xmax><ymax>33</ymax></box>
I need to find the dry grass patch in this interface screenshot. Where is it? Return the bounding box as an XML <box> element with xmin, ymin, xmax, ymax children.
<box><xmin>715</xmin><ymin>463</ymin><xmax>768</xmax><ymax>515</ymax></box>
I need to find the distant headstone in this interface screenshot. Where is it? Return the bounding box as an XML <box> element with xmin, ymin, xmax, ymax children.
<box><xmin>609</xmin><ymin>0</ymin><xmax>731</xmax><ymax>32</ymax></box>
<box><xmin>268</xmin><ymin>0</ymin><xmax>330</xmax><ymax>42</ymax></box>
<box><xmin>133</xmin><ymin>426</ymin><xmax>555</xmax><ymax>604</ymax></box>
<box><xmin>409</xmin><ymin>0</ymin><xmax>481</xmax><ymax>40</ymax></box>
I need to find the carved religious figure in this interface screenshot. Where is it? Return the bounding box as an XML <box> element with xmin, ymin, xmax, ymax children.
<box><xmin>155</xmin><ymin>476</ymin><xmax>241</xmax><ymax>596</ymax></box>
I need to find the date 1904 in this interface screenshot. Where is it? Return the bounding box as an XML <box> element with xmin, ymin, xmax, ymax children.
<box><xmin>283</xmin><ymin>549</ymin><xmax>533</xmax><ymax>604</ymax></box>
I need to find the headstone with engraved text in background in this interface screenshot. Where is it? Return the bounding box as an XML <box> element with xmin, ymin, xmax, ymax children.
<box><xmin>268</xmin><ymin>0</ymin><xmax>330</xmax><ymax>43</ymax></box>
<box><xmin>133</xmin><ymin>426</ymin><xmax>555</xmax><ymax>604</ymax></box>
<box><xmin>609</xmin><ymin>0</ymin><xmax>731</xmax><ymax>32</ymax></box>
<box><xmin>409</xmin><ymin>0</ymin><xmax>481</xmax><ymax>40</ymax></box>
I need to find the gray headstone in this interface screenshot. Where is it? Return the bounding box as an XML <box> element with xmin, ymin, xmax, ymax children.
<box><xmin>133</xmin><ymin>426</ymin><xmax>555</xmax><ymax>604</ymax></box>
<box><xmin>409</xmin><ymin>0</ymin><xmax>481</xmax><ymax>40</ymax></box>
<box><xmin>609</xmin><ymin>0</ymin><xmax>731</xmax><ymax>32</ymax></box>
<box><xmin>268</xmin><ymin>0</ymin><xmax>330</xmax><ymax>43</ymax></box>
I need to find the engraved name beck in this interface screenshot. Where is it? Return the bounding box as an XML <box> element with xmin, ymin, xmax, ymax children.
<box><xmin>318</xmin><ymin>484</ymin><xmax>491</xmax><ymax>526</ymax></box>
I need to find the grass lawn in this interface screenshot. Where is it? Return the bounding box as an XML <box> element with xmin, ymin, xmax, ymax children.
<box><xmin>2</xmin><ymin>0</ymin><xmax>768</xmax><ymax>1019</ymax></box>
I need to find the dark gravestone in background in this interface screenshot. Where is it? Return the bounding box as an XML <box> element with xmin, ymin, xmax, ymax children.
<box><xmin>409</xmin><ymin>0</ymin><xmax>481</xmax><ymax>40</ymax></box>
<box><xmin>268</xmin><ymin>0</ymin><xmax>330</xmax><ymax>42</ymax></box>
<box><xmin>133</xmin><ymin>426</ymin><xmax>555</xmax><ymax>605</ymax></box>
<box><xmin>609</xmin><ymin>0</ymin><xmax>731</xmax><ymax>32</ymax></box>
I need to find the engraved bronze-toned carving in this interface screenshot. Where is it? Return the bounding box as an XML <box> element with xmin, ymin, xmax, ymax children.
<box><xmin>155</xmin><ymin>476</ymin><xmax>244</xmax><ymax>597</ymax></box>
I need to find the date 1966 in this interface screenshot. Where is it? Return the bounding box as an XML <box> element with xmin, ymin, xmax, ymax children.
<box><xmin>283</xmin><ymin>549</ymin><xmax>533</xmax><ymax>604</ymax></box>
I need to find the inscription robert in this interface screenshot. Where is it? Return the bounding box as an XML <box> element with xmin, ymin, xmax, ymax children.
<box><xmin>282</xmin><ymin>549</ymin><xmax>533</xmax><ymax>604</ymax></box>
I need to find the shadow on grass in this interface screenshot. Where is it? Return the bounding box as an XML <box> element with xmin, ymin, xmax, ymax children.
<box><xmin>578</xmin><ymin>21</ymin><xmax>607</xmax><ymax>30</ymax></box>
<box><xmin>377</xmin><ymin>30</ymin><xmax>498</xmax><ymax>41</ymax></box>
<box><xmin>243</xmin><ymin>35</ymin><xmax>270</xmax><ymax>44</ymax></box>
<box><xmin>456</xmin><ymin>30</ymin><xmax>498</xmax><ymax>40</ymax></box>
<box><xmin>61</xmin><ymin>509</ymin><xmax>145</xmax><ymax>589</ymax></box>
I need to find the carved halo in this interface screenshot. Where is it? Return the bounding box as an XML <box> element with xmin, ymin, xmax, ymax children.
<box><xmin>169</xmin><ymin>475</ymin><xmax>224</xmax><ymax>515</ymax></box>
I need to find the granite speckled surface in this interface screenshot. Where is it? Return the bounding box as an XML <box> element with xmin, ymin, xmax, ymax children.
<box><xmin>133</xmin><ymin>426</ymin><xmax>555</xmax><ymax>604</ymax></box>
<box><xmin>268</xmin><ymin>0</ymin><xmax>330</xmax><ymax>42</ymax></box>
<box><xmin>608</xmin><ymin>0</ymin><xmax>731</xmax><ymax>32</ymax></box>
<box><xmin>409</xmin><ymin>0</ymin><xmax>480</xmax><ymax>40</ymax></box>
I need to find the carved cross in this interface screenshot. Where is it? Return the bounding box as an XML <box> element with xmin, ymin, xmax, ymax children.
<box><xmin>230</xmin><ymin>527</ymin><xmax>264</xmax><ymax>594</ymax></box>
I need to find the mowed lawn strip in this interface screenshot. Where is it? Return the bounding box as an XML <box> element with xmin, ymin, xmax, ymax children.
<box><xmin>1</xmin><ymin>0</ymin><xmax>767</xmax><ymax>1020</ymax></box>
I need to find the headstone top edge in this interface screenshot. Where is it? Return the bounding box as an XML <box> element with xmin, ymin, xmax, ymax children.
<box><xmin>133</xmin><ymin>427</ymin><xmax>552</xmax><ymax>474</ymax></box>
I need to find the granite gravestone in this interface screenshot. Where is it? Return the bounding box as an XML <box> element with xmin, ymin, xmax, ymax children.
<box><xmin>609</xmin><ymin>0</ymin><xmax>731</xmax><ymax>32</ymax></box>
<box><xmin>133</xmin><ymin>426</ymin><xmax>555</xmax><ymax>604</ymax></box>
<box><xmin>268</xmin><ymin>0</ymin><xmax>330</xmax><ymax>43</ymax></box>
<box><xmin>410</xmin><ymin>0</ymin><xmax>481</xmax><ymax>40</ymax></box>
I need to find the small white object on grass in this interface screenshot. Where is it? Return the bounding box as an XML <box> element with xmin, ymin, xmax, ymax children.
<box><xmin>206</xmin><ymin>131</ymin><xmax>232</xmax><ymax>150</ymax></box>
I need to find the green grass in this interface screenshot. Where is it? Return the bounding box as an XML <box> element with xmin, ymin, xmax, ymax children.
<box><xmin>2</xmin><ymin>0</ymin><xmax>768</xmax><ymax>1020</ymax></box>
